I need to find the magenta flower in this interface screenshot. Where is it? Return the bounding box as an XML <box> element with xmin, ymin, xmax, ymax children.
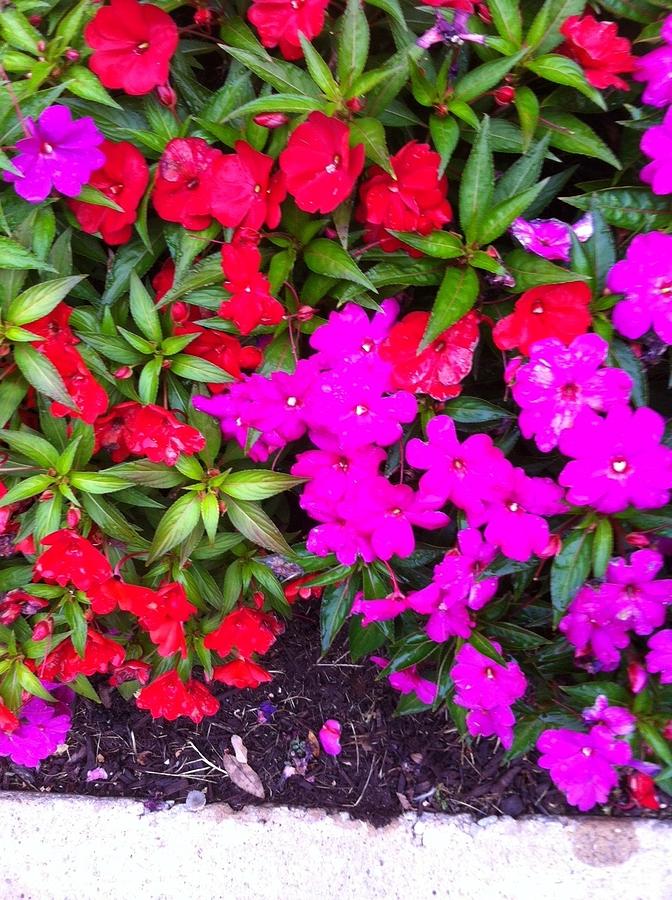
<box><xmin>582</xmin><ymin>696</ymin><xmax>636</xmax><ymax>737</ymax></box>
<box><xmin>309</xmin><ymin>300</ymin><xmax>398</xmax><ymax>368</ymax></box>
<box><xmin>294</xmin><ymin>443</ymin><xmax>385</xmax><ymax>520</ymax></box>
<box><xmin>3</xmin><ymin>105</ymin><xmax>105</xmax><ymax>203</ymax></box>
<box><xmin>451</xmin><ymin>643</ymin><xmax>526</xmax><ymax>711</ymax></box>
<box><xmin>641</xmin><ymin>106</ymin><xmax>672</xmax><ymax>196</ymax></box>
<box><xmin>353</xmin><ymin>591</ymin><xmax>408</xmax><ymax>626</ymax></box>
<box><xmin>408</xmin><ymin>580</ymin><xmax>474</xmax><ymax>641</ymax></box>
<box><xmin>0</xmin><ymin>684</ymin><xmax>73</xmax><ymax>768</ymax></box>
<box><xmin>246</xmin><ymin>359</ymin><xmax>319</xmax><ymax>443</ymax></box>
<box><xmin>509</xmin><ymin>334</ymin><xmax>632</xmax><ymax>452</ymax></box>
<box><xmin>646</xmin><ymin>629</ymin><xmax>672</xmax><ymax>684</ymax></box>
<box><xmin>633</xmin><ymin>15</ymin><xmax>672</xmax><ymax>107</ymax></box>
<box><xmin>608</xmin><ymin>232</ymin><xmax>672</xmax><ymax>345</ymax></box>
<box><xmin>481</xmin><ymin>467</ymin><xmax>565</xmax><ymax>562</ymax></box>
<box><xmin>305</xmin><ymin>356</ymin><xmax>417</xmax><ymax>451</ymax></box>
<box><xmin>406</xmin><ymin>416</ymin><xmax>511</xmax><ymax>522</ymax></box>
<box><xmin>509</xmin><ymin>213</ymin><xmax>593</xmax><ymax>263</ymax></box>
<box><xmin>371</xmin><ymin>657</ymin><xmax>438</xmax><ymax>705</ymax></box>
<box><xmin>602</xmin><ymin>549</ymin><xmax>672</xmax><ymax>636</ymax></box>
<box><xmin>537</xmin><ymin>726</ymin><xmax>632</xmax><ymax>811</ymax></box>
<box><xmin>465</xmin><ymin>704</ymin><xmax>517</xmax><ymax>749</ymax></box>
<box><xmin>306</xmin><ymin>521</ymin><xmax>373</xmax><ymax>566</ymax></box>
<box><xmin>559</xmin><ymin>584</ymin><xmax>631</xmax><ymax>672</ymax></box>
<box><xmin>194</xmin><ymin>378</ymin><xmax>282</xmax><ymax>462</ymax></box>
<box><xmin>319</xmin><ymin>719</ymin><xmax>342</xmax><ymax>756</ymax></box>
<box><xmin>436</xmin><ymin>528</ymin><xmax>498</xmax><ymax>611</ymax></box>
<box><xmin>558</xmin><ymin>406</ymin><xmax>672</xmax><ymax>513</ymax></box>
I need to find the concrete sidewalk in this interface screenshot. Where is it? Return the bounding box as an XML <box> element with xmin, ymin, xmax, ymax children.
<box><xmin>0</xmin><ymin>792</ymin><xmax>670</xmax><ymax>900</ymax></box>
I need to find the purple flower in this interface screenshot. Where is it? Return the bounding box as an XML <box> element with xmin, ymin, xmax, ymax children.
<box><xmin>558</xmin><ymin>406</ymin><xmax>672</xmax><ymax>513</ymax></box>
<box><xmin>633</xmin><ymin>15</ymin><xmax>672</xmax><ymax>108</ymax></box>
<box><xmin>417</xmin><ymin>10</ymin><xmax>486</xmax><ymax>50</ymax></box>
<box><xmin>406</xmin><ymin>416</ymin><xmax>511</xmax><ymax>523</ymax></box>
<box><xmin>408</xmin><ymin>580</ymin><xmax>474</xmax><ymax>641</ymax></box>
<box><xmin>509</xmin><ymin>334</ymin><xmax>632</xmax><ymax>452</ymax></box>
<box><xmin>602</xmin><ymin>549</ymin><xmax>672</xmax><ymax>636</ymax></box>
<box><xmin>371</xmin><ymin>657</ymin><xmax>438</xmax><ymax>705</ymax></box>
<box><xmin>480</xmin><ymin>467</ymin><xmax>565</xmax><ymax>562</ymax></box>
<box><xmin>465</xmin><ymin>705</ymin><xmax>517</xmax><ymax>749</ymax></box>
<box><xmin>641</xmin><ymin>106</ymin><xmax>672</xmax><ymax>196</ymax></box>
<box><xmin>3</xmin><ymin>105</ymin><xmax>105</xmax><ymax>204</ymax></box>
<box><xmin>0</xmin><ymin>685</ymin><xmax>73</xmax><ymax>768</ymax></box>
<box><xmin>309</xmin><ymin>300</ymin><xmax>398</xmax><ymax>368</ymax></box>
<box><xmin>559</xmin><ymin>584</ymin><xmax>631</xmax><ymax>672</ymax></box>
<box><xmin>582</xmin><ymin>695</ymin><xmax>636</xmax><ymax>737</ymax></box>
<box><xmin>608</xmin><ymin>232</ymin><xmax>672</xmax><ymax>346</ymax></box>
<box><xmin>451</xmin><ymin>643</ymin><xmax>526</xmax><ymax>711</ymax></box>
<box><xmin>537</xmin><ymin>726</ymin><xmax>632</xmax><ymax>811</ymax></box>
<box><xmin>353</xmin><ymin>591</ymin><xmax>408</xmax><ymax>626</ymax></box>
<box><xmin>646</xmin><ymin>629</ymin><xmax>672</xmax><ymax>684</ymax></box>
<box><xmin>509</xmin><ymin>214</ymin><xmax>593</xmax><ymax>263</ymax></box>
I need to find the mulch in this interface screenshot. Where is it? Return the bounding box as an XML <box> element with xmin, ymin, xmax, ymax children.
<box><xmin>1</xmin><ymin>606</ymin><xmax>669</xmax><ymax>825</ymax></box>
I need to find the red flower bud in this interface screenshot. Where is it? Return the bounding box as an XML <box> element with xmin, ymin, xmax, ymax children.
<box><xmin>296</xmin><ymin>305</ymin><xmax>314</xmax><ymax>322</ymax></box>
<box><xmin>252</xmin><ymin>591</ymin><xmax>265</xmax><ymax>609</ymax></box>
<box><xmin>39</xmin><ymin>490</ymin><xmax>55</xmax><ymax>502</ymax></box>
<box><xmin>627</xmin><ymin>661</ymin><xmax>647</xmax><ymax>694</ymax></box>
<box><xmin>156</xmin><ymin>81</ymin><xmax>177</xmax><ymax>111</ymax></box>
<box><xmin>345</xmin><ymin>97</ymin><xmax>365</xmax><ymax>113</ymax></box>
<box><xmin>434</xmin><ymin>103</ymin><xmax>449</xmax><ymax>118</ymax></box>
<box><xmin>66</xmin><ymin>506</ymin><xmax>82</xmax><ymax>528</ymax></box>
<box><xmin>627</xmin><ymin>772</ymin><xmax>660</xmax><ymax>811</ymax></box>
<box><xmin>493</xmin><ymin>85</ymin><xmax>516</xmax><ymax>106</ymax></box>
<box><xmin>37</xmin><ymin>40</ymin><xmax>46</xmax><ymax>53</ymax></box>
<box><xmin>64</xmin><ymin>48</ymin><xmax>80</xmax><ymax>62</ymax></box>
<box><xmin>539</xmin><ymin>533</ymin><xmax>562</xmax><ymax>559</ymax></box>
<box><xmin>252</xmin><ymin>112</ymin><xmax>289</xmax><ymax>129</ymax></box>
<box><xmin>170</xmin><ymin>301</ymin><xmax>190</xmax><ymax>324</ymax></box>
<box><xmin>28</xmin><ymin>15</ymin><xmax>42</xmax><ymax>26</ymax></box>
<box><xmin>32</xmin><ymin>618</ymin><xmax>53</xmax><ymax>642</ymax></box>
<box><xmin>477</xmin><ymin>2</ymin><xmax>493</xmax><ymax>25</ymax></box>
<box><xmin>193</xmin><ymin>7</ymin><xmax>214</xmax><ymax>27</ymax></box>
<box><xmin>626</xmin><ymin>532</ymin><xmax>650</xmax><ymax>548</ymax></box>
<box><xmin>113</xmin><ymin>366</ymin><xmax>133</xmax><ymax>380</ymax></box>
<box><xmin>664</xmin><ymin>721</ymin><xmax>672</xmax><ymax>741</ymax></box>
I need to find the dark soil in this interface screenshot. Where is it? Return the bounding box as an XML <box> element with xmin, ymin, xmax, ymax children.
<box><xmin>0</xmin><ymin>607</ymin><xmax>668</xmax><ymax>825</ymax></box>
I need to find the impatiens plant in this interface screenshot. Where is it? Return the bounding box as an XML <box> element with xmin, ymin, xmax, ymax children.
<box><xmin>1</xmin><ymin>0</ymin><xmax>672</xmax><ymax>813</ymax></box>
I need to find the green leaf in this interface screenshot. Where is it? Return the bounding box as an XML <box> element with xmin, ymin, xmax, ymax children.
<box><xmin>503</xmin><ymin>249</ymin><xmax>589</xmax><ymax>292</ymax></box>
<box><xmin>608</xmin><ymin>340</ymin><xmax>648</xmax><ymax>408</ymax></box>
<box><xmin>13</xmin><ymin>343</ymin><xmax>75</xmax><ymax>410</ymax></box>
<box><xmin>526</xmin><ymin>0</ymin><xmax>586</xmax><ymax>55</ymax></box>
<box><xmin>422</xmin><ymin>265</ymin><xmax>479</xmax><ymax>349</ymax></box>
<box><xmin>443</xmin><ymin>397</ymin><xmax>513</xmax><ymax>424</ymax></box>
<box><xmin>171</xmin><ymin>354</ymin><xmax>234</xmax><ymax>383</ymax></box>
<box><xmin>200</xmin><ymin>493</ymin><xmax>220</xmax><ymax>544</ymax></box>
<box><xmin>222</xmin><ymin>45</ymin><xmax>321</xmax><ymax>99</ymax></box>
<box><xmin>81</xmin><ymin>493</ymin><xmax>146</xmax><ymax>547</ymax></box>
<box><xmin>429</xmin><ymin>115</ymin><xmax>459</xmax><ymax>178</ymax></box>
<box><xmin>225</xmin><ymin>497</ymin><xmax>293</xmax><ymax>555</ymax></box>
<box><xmin>477</xmin><ymin>181</ymin><xmax>546</xmax><ymax>245</ymax></box>
<box><xmin>129</xmin><ymin>272</ymin><xmax>162</xmax><ymax>343</ymax></box>
<box><xmin>220</xmin><ymin>559</ymin><xmax>244</xmax><ymax>613</ymax></box>
<box><xmin>69</xmin><ymin>674</ymin><xmax>101</xmax><ymax>704</ymax></box>
<box><xmin>488</xmin><ymin>0</ymin><xmax>522</xmax><ymax>46</ymax></box>
<box><xmin>387</xmin><ymin>231</ymin><xmax>463</xmax><ymax>259</ymax></box>
<box><xmin>365</xmin><ymin>0</ymin><xmax>404</xmax><ymax>25</ymax></box>
<box><xmin>304</xmin><ymin>239</ymin><xmax>376</xmax><ymax>291</ymax></box>
<box><xmin>320</xmin><ymin>578</ymin><xmax>358</xmax><ymax>653</ymax></box>
<box><xmin>0</xmin><ymin>429</ymin><xmax>58</xmax><ymax>467</ymax></box>
<box><xmin>0</xmin><ymin>8</ymin><xmax>42</xmax><ymax>54</ymax></box>
<box><xmin>0</xmin><ymin>236</ymin><xmax>56</xmax><ymax>272</ymax></box>
<box><xmin>551</xmin><ymin>528</ymin><xmax>594</xmax><ymax>624</ymax></box>
<box><xmin>18</xmin><ymin>665</ymin><xmax>55</xmax><ymax>702</ymax></box>
<box><xmin>70</xmin><ymin>473</ymin><xmax>132</xmax><ymax>494</ymax></box>
<box><xmin>65</xmin><ymin>66</ymin><xmax>121</xmax><ymax>109</ymax></box>
<box><xmin>0</xmin><ymin>474</ymin><xmax>54</xmax><ymax>508</ymax></box>
<box><xmin>515</xmin><ymin>86</ymin><xmax>540</xmax><ymax>150</ymax></box>
<box><xmin>459</xmin><ymin>117</ymin><xmax>493</xmax><ymax>245</ymax></box>
<box><xmin>218</xmin><ymin>94</ymin><xmax>324</xmax><ymax>122</ymax></box>
<box><xmin>63</xmin><ymin>601</ymin><xmax>88</xmax><ymax>657</ymax></box>
<box><xmin>562</xmin><ymin>187</ymin><xmax>672</xmax><ymax>233</ymax></box>
<box><xmin>338</xmin><ymin>0</ymin><xmax>370</xmax><ymax>92</ymax></box>
<box><xmin>221</xmin><ymin>470</ymin><xmax>304</xmax><ymax>501</ymax></box>
<box><xmin>453</xmin><ymin>49</ymin><xmax>525</xmax><ymax>103</ymax></box>
<box><xmin>493</xmin><ymin>134</ymin><xmax>550</xmax><ymax>205</ymax></box>
<box><xmin>348</xmin><ymin>117</ymin><xmax>392</xmax><ymax>175</ymax></box>
<box><xmin>101</xmin><ymin>460</ymin><xmax>186</xmax><ymax>488</ymax></box>
<box><xmin>298</xmin><ymin>33</ymin><xmax>340</xmax><ymax>100</ymax></box>
<box><xmin>148</xmin><ymin>493</ymin><xmax>202</xmax><ymax>562</ymax></box>
<box><xmin>7</xmin><ymin>275</ymin><xmax>85</xmax><ymax>326</ymax></box>
<box><xmin>502</xmin><ymin>718</ymin><xmax>545</xmax><ymax>762</ymax></box>
<box><xmin>592</xmin><ymin>518</ymin><xmax>613</xmax><ymax>580</ymax></box>
<box><xmin>540</xmin><ymin>111</ymin><xmax>621</xmax><ymax>169</ymax></box>
<box><xmin>638</xmin><ymin>723</ymin><xmax>672</xmax><ymax>768</ymax></box>
<box><xmin>138</xmin><ymin>357</ymin><xmax>161</xmax><ymax>405</ymax></box>
<box><xmin>526</xmin><ymin>55</ymin><xmax>605</xmax><ymax>109</ymax></box>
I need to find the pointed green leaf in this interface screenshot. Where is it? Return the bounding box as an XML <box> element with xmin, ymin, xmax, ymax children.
<box><xmin>422</xmin><ymin>266</ymin><xmax>479</xmax><ymax>349</ymax></box>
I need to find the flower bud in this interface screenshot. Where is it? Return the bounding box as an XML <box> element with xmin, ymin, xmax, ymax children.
<box><xmin>296</xmin><ymin>305</ymin><xmax>314</xmax><ymax>322</ymax></box>
<box><xmin>113</xmin><ymin>365</ymin><xmax>133</xmax><ymax>380</ymax></box>
<box><xmin>663</xmin><ymin>721</ymin><xmax>672</xmax><ymax>741</ymax></box>
<box><xmin>627</xmin><ymin>661</ymin><xmax>648</xmax><ymax>694</ymax></box>
<box><xmin>39</xmin><ymin>490</ymin><xmax>55</xmax><ymax>502</ymax></box>
<box><xmin>193</xmin><ymin>6</ymin><xmax>214</xmax><ymax>26</ymax></box>
<box><xmin>64</xmin><ymin>48</ymin><xmax>80</xmax><ymax>62</ymax></box>
<box><xmin>37</xmin><ymin>40</ymin><xmax>46</xmax><ymax>53</ymax></box>
<box><xmin>66</xmin><ymin>506</ymin><xmax>81</xmax><ymax>528</ymax></box>
<box><xmin>493</xmin><ymin>85</ymin><xmax>516</xmax><ymax>106</ymax></box>
<box><xmin>31</xmin><ymin>618</ymin><xmax>53</xmax><ymax>642</ymax></box>
<box><xmin>477</xmin><ymin>2</ymin><xmax>492</xmax><ymax>24</ymax></box>
<box><xmin>252</xmin><ymin>591</ymin><xmax>264</xmax><ymax>609</ymax></box>
<box><xmin>626</xmin><ymin>531</ymin><xmax>650</xmax><ymax>548</ymax></box>
<box><xmin>252</xmin><ymin>112</ymin><xmax>289</xmax><ymax>129</ymax></box>
<box><xmin>345</xmin><ymin>97</ymin><xmax>365</xmax><ymax>113</ymax></box>
<box><xmin>434</xmin><ymin>103</ymin><xmax>449</xmax><ymax>118</ymax></box>
<box><xmin>156</xmin><ymin>81</ymin><xmax>177</xmax><ymax>111</ymax></box>
<box><xmin>169</xmin><ymin>301</ymin><xmax>190</xmax><ymax>323</ymax></box>
<box><xmin>539</xmin><ymin>533</ymin><xmax>562</xmax><ymax>559</ymax></box>
<box><xmin>28</xmin><ymin>15</ymin><xmax>42</xmax><ymax>25</ymax></box>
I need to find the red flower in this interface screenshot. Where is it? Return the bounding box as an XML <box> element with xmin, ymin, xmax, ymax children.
<box><xmin>211</xmin><ymin>141</ymin><xmax>286</xmax><ymax>230</ymax></box>
<box><xmin>219</xmin><ymin>244</ymin><xmax>284</xmax><ymax>335</ymax></box>
<box><xmin>133</xmin><ymin>582</ymin><xmax>196</xmax><ymax>659</ymax></box>
<box><xmin>68</xmin><ymin>140</ymin><xmax>149</xmax><ymax>245</ymax></box>
<box><xmin>283</xmin><ymin>575</ymin><xmax>323</xmax><ymax>604</ymax></box>
<box><xmin>136</xmin><ymin>670</ymin><xmax>219</xmax><ymax>723</ymax></box>
<box><xmin>34</xmin><ymin>529</ymin><xmax>113</xmax><ymax>592</ymax></box>
<box><xmin>153</xmin><ymin>138</ymin><xmax>222</xmax><ymax>230</ymax></box>
<box><xmin>84</xmin><ymin>0</ymin><xmax>179</xmax><ymax>96</ymax></box>
<box><xmin>0</xmin><ymin>702</ymin><xmax>19</xmax><ymax>734</ymax></box>
<box><xmin>152</xmin><ymin>258</ymin><xmax>175</xmax><ymax>302</ymax></box>
<box><xmin>627</xmin><ymin>772</ymin><xmax>660</xmax><ymax>811</ymax></box>
<box><xmin>213</xmin><ymin>659</ymin><xmax>272</xmax><ymax>688</ymax></box>
<box><xmin>28</xmin><ymin>303</ymin><xmax>77</xmax><ymax>346</ymax></box>
<box><xmin>279</xmin><ymin>113</ymin><xmax>365</xmax><ymax>214</ymax></box>
<box><xmin>204</xmin><ymin>606</ymin><xmax>280</xmax><ymax>658</ymax></box>
<box><xmin>247</xmin><ymin>0</ymin><xmax>329</xmax><ymax>60</ymax></box>
<box><xmin>493</xmin><ymin>282</ymin><xmax>592</xmax><ymax>356</ymax></box>
<box><xmin>174</xmin><ymin>322</ymin><xmax>263</xmax><ymax>386</ymax></box>
<box><xmin>41</xmin><ymin>343</ymin><xmax>109</xmax><ymax>423</ymax></box>
<box><xmin>94</xmin><ymin>402</ymin><xmax>205</xmax><ymax>465</ymax></box>
<box><xmin>356</xmin><ymin>142</ymin><xmax>452</xmax><ymax>255</ymax></box>
<box><xmin>109</xmin><ymin>659</ymin><xmax>152</xmax><ymax>687</ymax></box>
<box><xmin>559</xmin><ymin>15</ymin><xmax>635</xmax><ymax>91</ymax></box>
<box><xmin>380</xmin><ymin>310</ymin><xmax>480</xmax><ymax>400</ymax></box>
<box><xmin>42</xmin><ymin>631</ymin><xmax>125</xmax><ymax>682</ymax></box>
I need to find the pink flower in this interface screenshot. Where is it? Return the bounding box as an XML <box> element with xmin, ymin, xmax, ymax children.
<box><xmin>508</xmin><ymin>334</ymin><xmax>633</xmax><ymax>452</ymax></box>
<box><xmin>408</xmin><ymin>580</ymin><xmax>474</xmax><ymax>641</ymax></box>
<box><xmin>559</xmin><ymin>584</ymin><xmax>631</xmax><ymax>672</ymax></box>
<box><xmin>0</xmin><ymin>684</ymin><xmax>73</xmax><ymax>768</ymax></box>
<box><xmin>309</xmin><ymin>300</ymin><xmax>398</xmax><ymax>368</ymax></box>
<box><xmin>481</xmin><ymin>467</ymin><xmax>565</xmax><ymax>562</ymax></box>
<box><xmin>294</xmin><ymin>442</ymin><xmax>385</xmax><ymax>519</ymax></box>
<box><xmin>371</xmin><ymin>657</ymin><xmax>438</xmax><ymax>705</ymax></box>
<box><xmin>406</xmin><ymin>416</ymin><xmax>511</xmax><ymax>522</ymax></box>
<box><xmin>646</xmin><ymin>630</ymin><xmax>672</xmax><ymax>684</ymax></box>
<box><xmin>353</xmin><ymin>592</ymin><xmax>408</xmax><ymax>626</ymax></box>
<box><xmin>602</xmin><ymin>549</ymin><xmax>672</xmax><ymax>636</ymax></box>
<box><xmin>451</xmin><ymin>643</ymin><xmax>526</xmax><ymax>710</ymax></box>
<box><xmin>582</xmin><ymin>695</ymin><xmax>636</xmax><ymax>737</ymax></box>
<box><xmin>509</xmin><ymin>214</ymin><xmax>593</xmax><ymax>263</ymax></box>
<box><xmin>537</xmin><ymin>726</ymin><xmax>632</xmax><ymax>811</ymax></box>
<box><xmin>608</xmin><ymin>232</ymin><xmax>672</xmax><ymax>345</ymax></box>
<box><xmin>641</xmin><ymin>106</ymin><xmax>672</xmax><ymax>196</ymax></box>
<box><xmin>558</xmin><ymin>406</ymin><xmax>672</xmax><ymax>513</ymax></box>
<box><xmin>319</xmin><ymin>719</ymin><xmax>342</xmax><ymax>756</ymax></box>
<box><xmin>633</xmin><ymin>16</ymin><xmax>672</xmax><ymax>108</ymax></box>
<box><xmin>465</xmin><ymin>705</ymin><xmax>517</xmax><ymax>749</ymax></box>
